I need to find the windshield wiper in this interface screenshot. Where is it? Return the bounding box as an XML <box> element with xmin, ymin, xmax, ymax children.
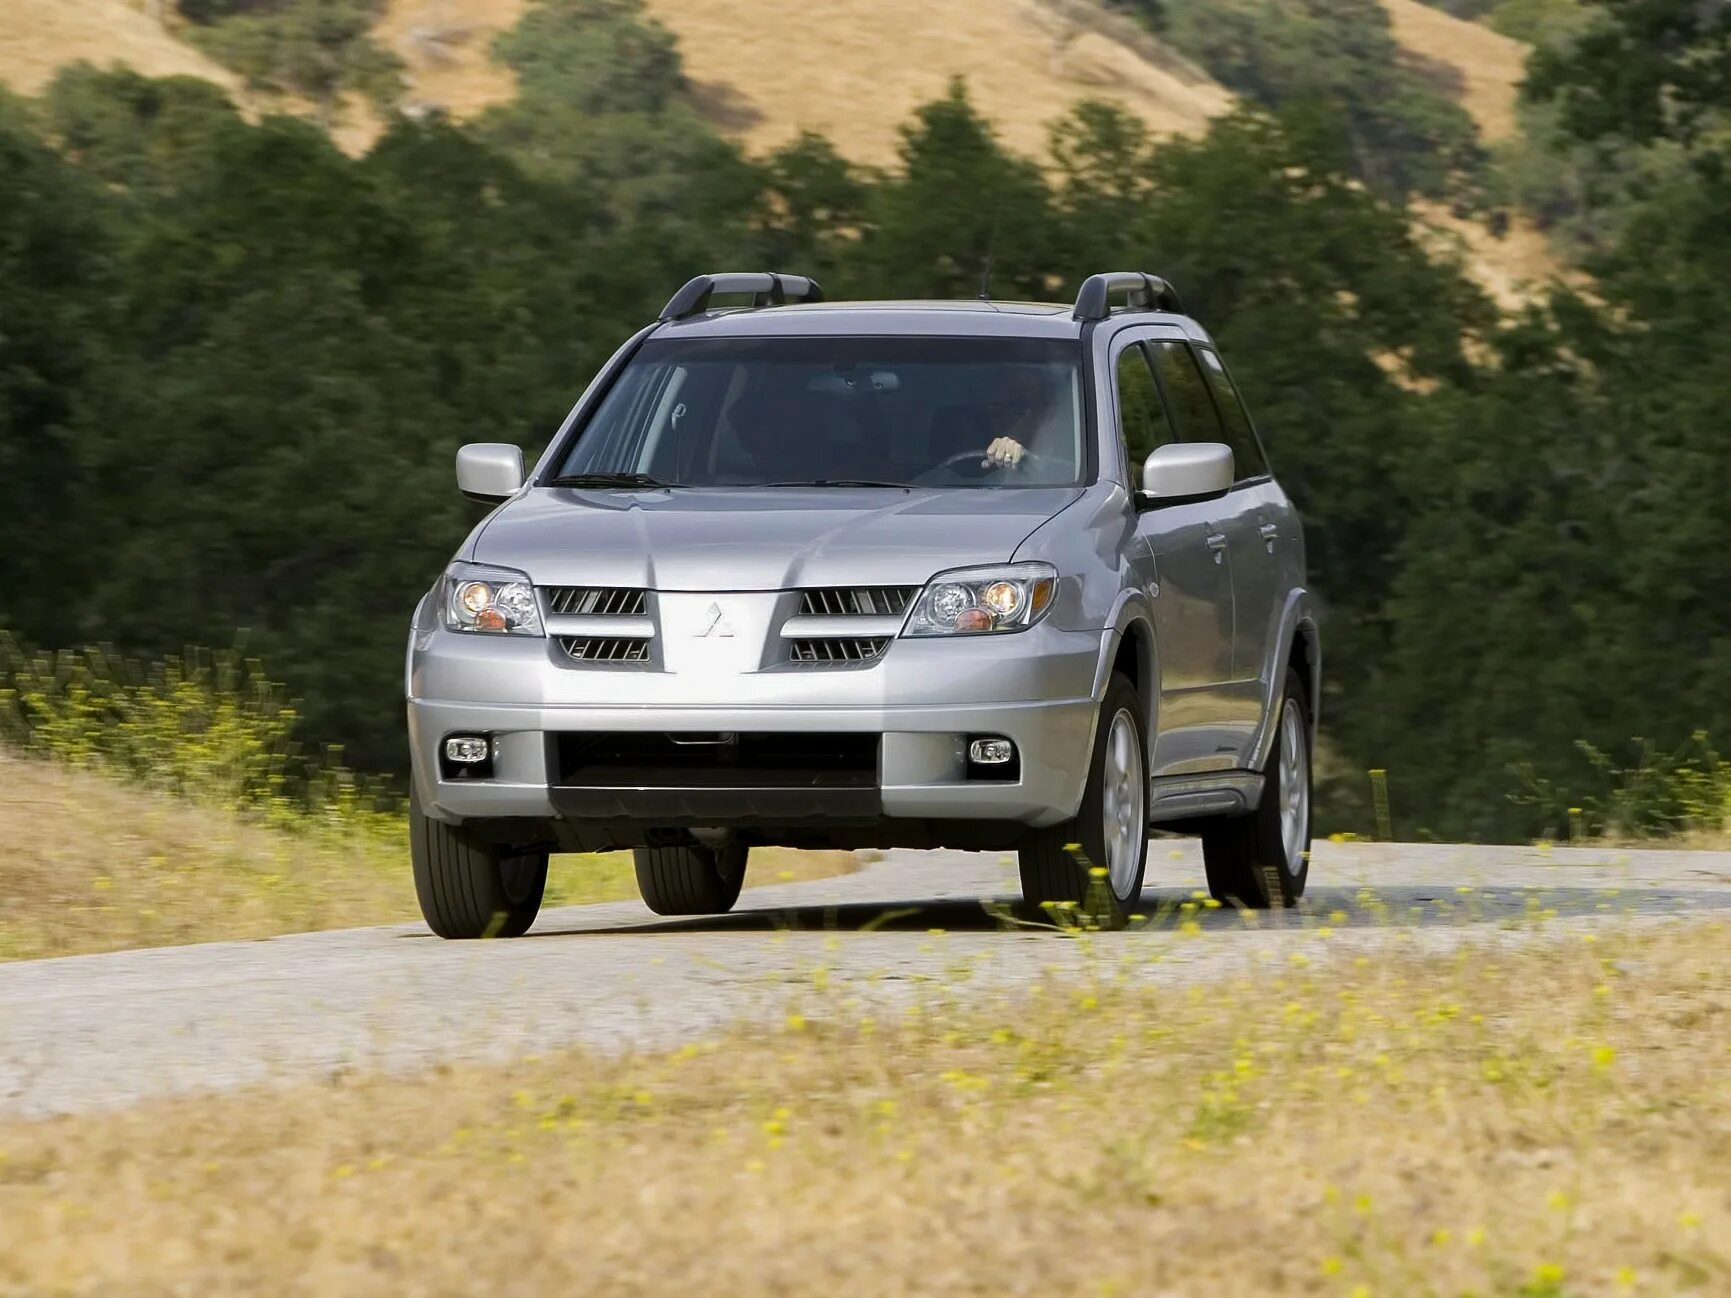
<box><xmin>757</xmin><ymin>479</ymin><xmax>911</xmax><ymax>490</ymax></box>
<box><xmin>545</xmin><ymin>472</ymin><xmax>677</xmax><ymax>489</ymax></box>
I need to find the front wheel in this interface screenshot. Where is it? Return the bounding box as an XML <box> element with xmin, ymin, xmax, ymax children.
<box><xmin>1019</xmin><ymin>672</ymin><xmax>1149</xmax><ymax>929</ymax></box>
<box><xmin>1201</xmin><ymin>667</ymin><xmax>1312</xmax><ymax>908</ymax></box>
<box><xmin>410</xmin><ymin>789</ymin><xmax>548</xmax><ymax>939</ymax></box>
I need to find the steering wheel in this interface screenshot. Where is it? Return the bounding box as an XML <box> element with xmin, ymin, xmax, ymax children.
<box><xmin>933</xmin><ymin>448</ymin><xmax>1055</xmax><ymax>479</ymax></box>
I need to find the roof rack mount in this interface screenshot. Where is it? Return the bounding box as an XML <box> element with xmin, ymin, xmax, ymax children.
<box><xmin>660</xmin><ymin>272</ymin><xmax>825</xmax><ymax>322</ymax></box>
<box><xmin>1073</xmin><ymin>272</ymin><xmax>1183</xmax><ymax>322</ymax></box>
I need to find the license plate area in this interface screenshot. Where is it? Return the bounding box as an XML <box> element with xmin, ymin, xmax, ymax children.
<box><xmin>552</xmin><ymin>731</ymin><xmax>880</xmax><ymax>789</ymax></box>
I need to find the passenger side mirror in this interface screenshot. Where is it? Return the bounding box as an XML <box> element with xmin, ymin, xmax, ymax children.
<box><xmin>1140</xmin><ymin>442</ymin><xmax>1233</xmax><ymax>506</ymax></box>
<box><xmin>456</xmin><ymin>443</ymin><xmax>524</xmax><ymax>503</ymax></box>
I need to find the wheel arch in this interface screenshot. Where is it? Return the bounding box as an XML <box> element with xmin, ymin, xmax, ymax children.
<box><xmin>1249</xmin><ymin>591</ymin><xmax>1322</xmax><ymax>770</ymax></box>
<box><xmin>1092</xmin><ymin>593</ymin><xmax>1159</xmax><ymax>744</ymax></box>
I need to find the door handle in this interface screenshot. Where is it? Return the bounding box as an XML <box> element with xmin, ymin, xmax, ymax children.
<box><xmin>1259</xmin><ymin>523</ymin><xmax>1278</xmax><ymax>552</ymax></box>
<box><xmin>1205</xmin><ymin>532</ymin><xmax>1227</xmax><ymax>564</ymax></box>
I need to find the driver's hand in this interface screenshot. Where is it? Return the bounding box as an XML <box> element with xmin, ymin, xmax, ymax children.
<box><xmin>984</xmin><ymin>436</ymin><xmax>1026</xmax><ymax>469</ymax></box>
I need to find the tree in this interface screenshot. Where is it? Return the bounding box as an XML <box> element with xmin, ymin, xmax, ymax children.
<box><xmin>850</xmin><ymin>80</ymin><xmax>1056</xmax><ymax>300</ymax></box>
<box><xmin>189</xmin><ymin>0</ymin><xmax>404</xmax><ymax>125</ymax></box>
<box><xmin>754</xmin><ymin>133</ymin><xmax>873</xmax><ymax>290</ymax></box>
<box><xmin>1157</xmin><ymin>0</ymin><xmax>1484</xmax><ymax>199</ymax></box>
<box><xmin>0</xmin><ymin>93</ymin><xmax>115</xmax><ymax>641</ymax></box>
<box><xmin>1525</xmin><ymin>0</ymin><xmax>1731</xmax><ymax>149</ymax></box>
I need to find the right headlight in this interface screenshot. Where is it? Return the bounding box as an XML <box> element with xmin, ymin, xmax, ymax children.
<box><xmin>903</xmin><ymin>562</ymin><xmax>1058</xmax><ymax>637</ymax></box>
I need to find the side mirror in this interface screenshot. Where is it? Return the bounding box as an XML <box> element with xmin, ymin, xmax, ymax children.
<box><xmin>456</xmin><ymin>443</ymin><xmax>524</xmax><ymax>503</ymax></box>
<box><xmin>1140</xmin><ymin>442</ymin><xmax>1233</xmax><ymax>505</ymax></box>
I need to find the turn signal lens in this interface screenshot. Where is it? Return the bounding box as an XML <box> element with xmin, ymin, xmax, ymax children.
<box><xmin>955</xmin><ymin>608</ymin><xmax>994</xmax><ymax>632</ymax></box>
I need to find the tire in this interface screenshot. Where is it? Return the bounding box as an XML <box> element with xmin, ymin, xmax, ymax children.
<box><xmin>1019</xmin><ymin>672</ymin><xmax>1150</xmax><ymax>930</ymax></box>
<box><xmin>633</xmin><ymin>841</ymin><xmax>748</xmax><ymax>916</ymax></box>
<box><xmin>410</xmin><ymin>788</ymin><xmax>548</xmax><ymax>939</ymax></box>
<box><xmin>1201</xmin><ymin>667</ymin><xmax>1312</xmax><ymax>909</ymax></box>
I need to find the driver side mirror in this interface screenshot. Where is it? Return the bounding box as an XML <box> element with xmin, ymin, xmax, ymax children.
<box><xmin>1140</xmin><ymin>442</ymin><xmax>1233</xmax><ymax>506</ymax></box>
<box><xmin>456</xmin><ymin>443</ymin><xmax>524</xmax><ymax>503</ymax></box>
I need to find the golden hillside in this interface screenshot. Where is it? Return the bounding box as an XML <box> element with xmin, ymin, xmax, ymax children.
<box><xmin>2</xmin><ymin>0</ymin><xmax>1552</xmax><ymax>296</ymax></box>
<box><xmin>4</xmin><ymin>0</ymin><xmax>1528</xmax><ymax>166</ymax></box>
<box><xmin>1384</xmin><ymin>0</ymin><xmax>1526</xmax><ymax>143</ymax></box>
<box><xmin>370</xmin><ymin>0</ymin><xmax>1233</xmax><ymax>161</ymax></box>
<box><xmin>0</xmin><ymin>0</ymin><xmax>239</xmax><ymax>97</ymax></box>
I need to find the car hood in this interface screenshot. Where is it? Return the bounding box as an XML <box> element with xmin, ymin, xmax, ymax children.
<box><xmin>470</xmin><ymin>486</ymin><xmax>1082</xmax><ymax>590</ymax></box>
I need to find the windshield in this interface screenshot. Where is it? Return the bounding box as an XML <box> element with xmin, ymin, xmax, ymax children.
<box><xmin>551</xmin><ymin>336</ymin><xmax>1085</xmax><ymax>488</ymax></box>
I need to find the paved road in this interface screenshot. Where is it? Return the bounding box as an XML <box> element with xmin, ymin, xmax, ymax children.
<box><xmin>2</xmin><ymin>841</ymin><xmax>1727</xmax><ymax>1119</ymax></box>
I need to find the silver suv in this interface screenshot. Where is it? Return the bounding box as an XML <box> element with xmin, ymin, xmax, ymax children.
<box><xmin>406</xmin><ymin>271</ymin><xmax>1319</xmax><ymax>936</ymax></box>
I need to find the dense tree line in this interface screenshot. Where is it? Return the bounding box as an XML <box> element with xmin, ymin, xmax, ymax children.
<box><xmin>1</xmin><ymin>0</ymin><xmax>1727</xmax><ymax>839</ymax></box>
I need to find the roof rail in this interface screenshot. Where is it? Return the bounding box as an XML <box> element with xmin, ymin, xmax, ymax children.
<box><xmin>659</xmin><ymin>272</ymin><xmax>825</xmax><ymax>322</ymax></box>
<box><xmin>1072</xmin><ymin>272</ymin><xmax>1184</xmax><ymax>321</ymax></box>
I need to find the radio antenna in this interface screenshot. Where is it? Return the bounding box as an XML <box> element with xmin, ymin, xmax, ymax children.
<box><xmin>977</xmin><ymin>186</ymin><xmax>1005</xmax><ymax>302</ymax></box>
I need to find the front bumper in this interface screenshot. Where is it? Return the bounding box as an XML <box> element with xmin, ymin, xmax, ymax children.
<box><xmin>407</xmin><ymin>618</ymin><xmax>1105</xmax><ymax>832</ymax></box>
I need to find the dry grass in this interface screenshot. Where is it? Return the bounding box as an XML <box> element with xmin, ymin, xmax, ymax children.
<box><xmin>1382</xmin><ymin>0</ymin><xmax>1528</xmax><ymax>144</ymax></box>
<box><xmin>370</xmin><ymin>0</ymin><xmax>1232</xmax><ymax>163</ymax></box>
<box><xmin>0</xmin><ymin>0</ymin><xmax>240</xmax><ymax>99</ymax></box>
<box><xmin>642</xmin><ymin>0</ymin><xmax>1231</xmax><ymax>165</ymax></box>
<box><xmin>0</xmin><ymin>919</ymin><xmax>1724</xmax><ymax>1294</ymax></box>
<box><xmin>373</xmin><ymin>0</ymin><xmax>521</xmax><ymax>119</ymax></box>
<box><xmin>1414</xmin><ymin>198</ymin><xmax>1572</xmax><ymax>305</ymax></box>
<box><xmin>0</xmin><ymin>752</ymin><xmax>851</xmax><ymax>961</ymax></box>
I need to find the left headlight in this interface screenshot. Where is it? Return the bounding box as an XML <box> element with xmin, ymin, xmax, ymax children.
<box><xmin>903</xmin><ymin>562</ymin><xmax>1058</xmax><ymax>637</ymax></box>
<box><xmin>443</xmin><ymin>561</ymin><xmax>544</xmax><ymax>636</ymax></box>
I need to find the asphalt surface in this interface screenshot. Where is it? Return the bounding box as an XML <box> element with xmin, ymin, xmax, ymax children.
<box><xmin>2</xmin><ymin>840</ymin><xmax>1727</xmax><ymax>1119</ymax></box>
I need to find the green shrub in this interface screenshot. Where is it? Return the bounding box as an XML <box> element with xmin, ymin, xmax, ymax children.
<box><xmin>1514</xmin><ymin>733</ymin><xmax>1731</xmax><ymax>841</ymax></box>
<box><xmin>0</xmin><ymin>634</ymin><xmax>396</xmax><ymax>832</ymax></box>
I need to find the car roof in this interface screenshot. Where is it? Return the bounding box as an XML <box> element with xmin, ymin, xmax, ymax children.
<box><xmin>652</xmin><ymin>299</ymin><xmax>1196</xmax><ymax>341</ymax></box>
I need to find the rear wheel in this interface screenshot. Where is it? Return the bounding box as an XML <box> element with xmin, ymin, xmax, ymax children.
<box><xmin>1201</xmin><ymin>667</ymin><xmax>1311</xmax><ymax>909</ymax></box>
<box><xmin>634</xmin><ymin>841</ymin><xmax>748</xmax><ymax>916</ymax></box>
<box><xmin>1019</xmin><ymin>672</ymin><xmax>1149</xmax><ymax>929</ymax></box>
<box><xmin>410</xmin><ymin>789</ymin><xmax>548</xmax><ymax>939</ymax></box>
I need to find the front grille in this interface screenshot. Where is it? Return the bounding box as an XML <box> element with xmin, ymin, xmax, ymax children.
<box><xmin>798</xmin><ymin>586</ymin><xmax>916</xmax><ymax>617</ymax></box>
<box><xmin>788</xmin><ymin>637</ymin><xmax>890</xmax><ymax>665</ymax></box>
<box><xmin>545</xmin><ymin>586</ymin><xmax>647</xmax><ymax>617</ymax></box>
<box><xmin>559</xmin><ymin>636</ymin><xmax>651</xmax><ymax>663</ymax></box>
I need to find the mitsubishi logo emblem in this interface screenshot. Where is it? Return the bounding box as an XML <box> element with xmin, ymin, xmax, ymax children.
<box><xmin>695</xmin><ymin>602</ymin><xmax>735</xmax><ymax>638</ymax></box>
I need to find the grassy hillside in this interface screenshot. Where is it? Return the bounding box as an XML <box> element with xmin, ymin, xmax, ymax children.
<box><xmin>2</xmin><ymin>0</ymin><xmax>1554</xmax><ymax>299</ymax></box>
<box><xmin>1384</xmin><ymin>0</ymin><xmax>1526</xmax><ymax>143</ymax></box>
<box><xmin>0</xmin><ymin>0</ymin><xmax>240</xmax><ymax>98</ymax></box>
<box><xmin>5</xmin><ymin>0</ymin><xmax>1525</xmax><ymax>165</ymax></box>
<box><xmin>368</xmin><ymin>0</ymin><xmax>1231</xmax><ymax>160</ymax></box>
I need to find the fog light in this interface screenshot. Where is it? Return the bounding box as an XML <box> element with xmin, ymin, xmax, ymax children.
<box><xmin>444</xmin><ymin>735</ymin><xmax>491</xmax><ymax>765</ymax></box>
<box><xmin>968</xmin><ymin>737</ymin><xmax>1015</xmax><ymax>765</ymax></box>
